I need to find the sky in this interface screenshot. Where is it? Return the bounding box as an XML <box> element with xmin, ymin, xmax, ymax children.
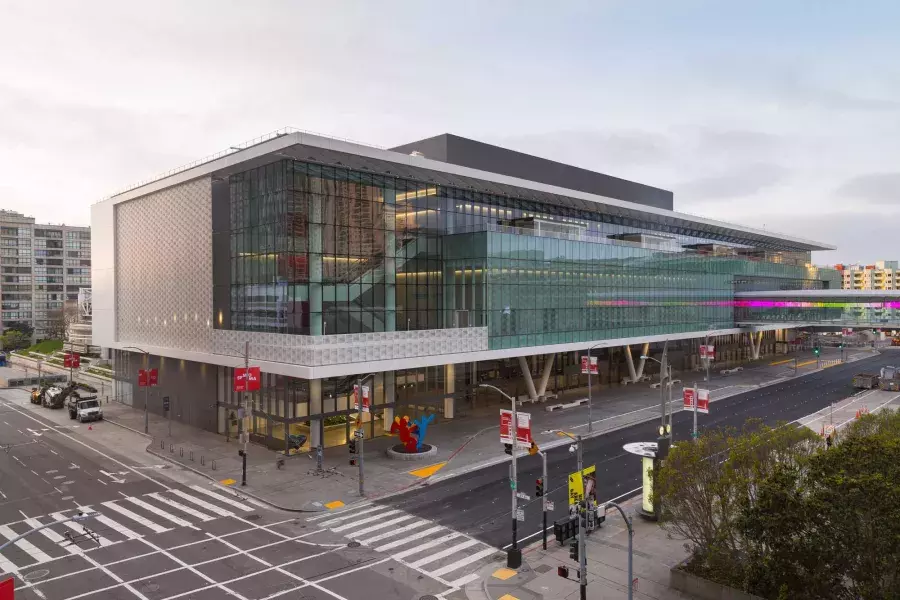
<box><xmin>2</xmin><ymin>0</ymin><xmax>899</xmax><ymax>264</ymax></box>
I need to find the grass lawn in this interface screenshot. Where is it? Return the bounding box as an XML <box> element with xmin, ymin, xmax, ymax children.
<box><xmin>24</xmin><ymin>339</ymin><xmax>64</xmax><ymax>355</ymax></box>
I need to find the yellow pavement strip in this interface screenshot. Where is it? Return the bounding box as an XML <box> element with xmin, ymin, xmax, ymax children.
<box><xmin>498</xmin><ymin>595</ymin><xmax>520</xmax><ymax>600</ymax></box>
<box><xmin>324</xmin><ymin>500</ymin><xmax>345</xmax><ymax>510</ymax></box>
<box><xmin>219</xmin><ymin>478</ymin><xmax>236</xmax><ymax>486</ymax></box>
<box><xmin>493</xmin><ymin>568</ymin><xmax>518</xmax><ymax>581</ymax></box>
<box><xmin>769</xmin><ymin>359</ymin><xmax>793</xmax><ymax>366</ymax></box>
<box><xmin>556</xmin><ymin>431</ymin><xmax>576</xmax><ymax>438</ymax></box>
<box><xmin>796</xmin><ymin>360</ymin><xmax>818</xmax><ymax>367</ymax></box>
<box><xmin>408</xmin><ymin>462</ymin><xmax>447</xmax><ymax>478</ymax></box>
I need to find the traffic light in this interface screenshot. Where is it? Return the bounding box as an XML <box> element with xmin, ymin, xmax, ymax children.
<box><xmin>535</xmin><ymin>478</ymin><xmax>543</xmax><ymax>497</ymax></box>
<box><xmin>569</xmin><ymin>539</ymin><xmax>579</xmax><ymax>562</ymax></box>
<box><xmin>528</xmin><ymin>441</ymin><xmax>539</xmax><ymax>456</ymax></box>
<box><xmin>349</xmin><ymin>439</ymin><xmax>357</xmax><ymax>455</ymax></box>
<box><xmin>557</xmin><ymin>565</ymin><xmax>569</xmax><ymax>579</ymax></box>
<box><xmin>504</xmin><ymin>443</ymin><xmax>512</xmax><ymax>455</ymax></box>
<box><xmin>813</xmin><ymin>347</ymin><xmax>820</xmax><ymax>356</ymax></box>
<box><xmin>578</xmin><ymin>502</ymin><xmax>588</xmax><ymax>530</ymax></box>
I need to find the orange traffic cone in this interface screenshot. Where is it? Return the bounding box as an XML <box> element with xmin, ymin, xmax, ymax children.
<box><xmin>855</xmin><ymin>409</ymin><xmax>861</xmax><ymax>419</ymax></box>
<box><xmin>88</xmin><ymin>425</ymin><xmax>92</xmax><ymax>430</ymax></box>
<box><xmin>820</xmin><ymin>424</ymin><xmax>825</xmax><ymax>436</ymax></box>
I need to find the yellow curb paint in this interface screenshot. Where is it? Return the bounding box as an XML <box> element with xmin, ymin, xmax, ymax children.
<box><xmin>324</xmin><ymin>500</ymin><xmax>345</xmax><ymax>510</ymax></box>
<box><xmin>408</xmin><ymin>462</ymin><xmax>447</xmax><ymax>478</ymax></box>
<box><xmin>556</xmin><ymin>431</ymin><xmax>575</xmax><ymax>438</ymax></box>
<box><xmin>492</xmin><ymin>568</ymin><xmax>518</xmax><ymax>581</ymax></box>
<box><xmin>796</xmin><ymin>360</ymin><xmax>818</xmax><ymax>367</ymax></box>
<box><xmin>497</xmin><ymin>594</ymin><xmax>520</xmax><ymax>600</ymax></box>
<box><xmin>769</xmin><ymin>359</ymin><xmax>793</xmax><ymax>366</ymax></box>
<box><xmin>219</xmin><ymin>478</ymin><xmax>237</xmax><ymax>486</ymax></box>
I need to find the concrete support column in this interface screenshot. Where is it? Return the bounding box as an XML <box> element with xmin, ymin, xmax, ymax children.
<box><xmin>624</xmin><ymin>345</ymin><xmax>638</xmax><ymax>382</ymax></box>
<box><xmin>635</xmin><ymin>342</ymin><xmax>650</xmax><ymax>379</ymax></box>
<box><xmin>383</xmin><ymin>371</ymin><xmax>395</xmax><ymax>427</ymax></box>
<box><xmin>517</xmin><ymin>356</ymin><xmax>538</xmax><ymax>401</ymax></box>
<box><xmin>309</xmin><ymin>378</ymin><xmax>322</xmax><ymax>449</ymax></box>
<box><xmin>384</xmin><ymin>189</ymin><xmax>397</xmax><ymax>332</ymax></box>
<box><xmin>443</xmin><ymin>364</ymin><xmax>456</xmax><ymax>419</ymax></box>
<box><xmin>750</xmin><ymin>331</ymin><xmax>763</xmax><ymax>360</ymax></box>
<box><xmin>216</xmin><ymin>366</ymin><xmax>226</xmax><ymax>434</ymax></box>
<box><xmin>309</xmin><ymin>193</ymin><xmax>324</xmax><ymax>336</ymax></box>
<box><xmin>537</xmin><ymin>354</ymin><xmax>555</xmax><ymax>398</ymax></box>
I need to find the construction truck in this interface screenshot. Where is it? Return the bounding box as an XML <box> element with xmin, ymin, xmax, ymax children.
<box><xmin>852</xmin><ymin>372</ymin><xmax>880</xmax><ymax>390</ymax></box>
<box><xmin>39</xmin><ymin>381</ymin><xmax>99</xmax><ymax>410</ymax></box>
<box><xmin>879</xmin><ymin>366</ymin><xmax>900</xmax><ymax>391</ymax></box>
<box><xmin>67</xmin><ymin>396</ymin><xmax>102</xmax><ymax>422</ymax></box>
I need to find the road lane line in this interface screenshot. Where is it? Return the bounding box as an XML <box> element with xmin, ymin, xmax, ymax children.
<box><xmin>0</xmin><ymin>524</ymin><xmax>53</xmax><ymax>565</ymax></box>
<box><xmin>121</xmin><ymin>495</ymin><xmax>193</xmax><ymax>528</ymax></box>
<box><xmin>101</xmin><ymin>502</ymin><xmax>170</xmax><ymax>534</ymax></box>
<box><xmin>408</xmin><ymin>538</ymin><xmax>480</xmax><ymax>568</ymax></box>
<box><xmin>358</xmin><ymin>520</ymin><xmax>429</xmax><ymax>545</ymax></box>
<box><xmin>374</xmin><ymin>525</ymin><xmax>444</xmax><ymax>552</ymax></box>
<box><xmin>77</xmin><ymin>505</ymin><xmax>141</xmax><ymax>540</ymax></box>
<box><xmin>24</xmin><ymin>516</ymin><xmax>82</xmax><ymax>555</ymax></box>
<box><xmin>168</xmin><ymin>490</ymin><xmax>234</xmax><ymax>517</ymax></box>
<box><xmin>430</xmin><ymin>546</ymin><xmax>497</xmax><ymax>577</ymax></box>
<box><xmin>329</xmin><ymin>509</ymin><xmax>402</xmax><ymax>533</ymax></box>
<box><xmin>393</xmin><ymin>532</ymin><xmax>460</xmax><ymax>560</ymax></box>
<box><xmin>147</xmin><ymin>493</ymin><xmax>214</xmax><ymax>522</ymax></box>
<box><xmin>188</xmin><ymin>485</ymin><xmax>252</xmax><ymax>511</ymax></box>
<box><xmin>50</xmin><ymin>512</ymin><xmax>113</xmax><ymax>547</ymax></box>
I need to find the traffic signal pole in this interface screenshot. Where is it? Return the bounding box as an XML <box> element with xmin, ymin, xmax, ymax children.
<box><xmin>510</xmin><ymin>388</ymin><xmax>520</xmax><ymax>568</ymax></box>
<box><xmin>576</xmin><ymin>434</ymin><xmax>587</xmax><ymax>600</ymax></box>
<box><xmin>357</xmin><ymin>376</ymin><xmax>365</xmax><ymax>497</ymax></box>
<box><xmin>538</xmin><ymin>449</ymin><xmax>548</xmax><ymax>550</ymax></box>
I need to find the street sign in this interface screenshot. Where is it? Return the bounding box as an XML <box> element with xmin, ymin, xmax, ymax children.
<box><xmin>163</xmin><ymin>396</ymin><xmax>170</xmax><ymax>411</ymax></box>
<box><xmin>500</xmin><ymin>409</ymin><xmax>532</xmax><ymax>447</ymax></box>
<box><xmin>580</xmin><ymin>355</ymin><xmax>598</xmax><ymax>375</ymax></box>
<box><xmin>353</xmin><ymin>429</ymin><xmax>364</xmax><ymax>439</ymax></box>
<box><xmin>353</xmin><ymin>385</ymin><xmax>371</xmax><ymax>413</ymax></box>
<box><xmin>544</xmin><ymin>500</ymin><xmax>555</xmax><ymax>511</ymax></box>
<box><xmin>233</xmin><ymin>366</ymin><xmax>260</xmax><ymax>392</ymax></box>
<box><xmin>509</xmin><ymin>478</ymin><xmax>516</xmax><ymax>490</ymax></box>
<box><xmin>515</xmin><ymin>508</ymin><xmax>525</xmax><ymax>522</ymax></box>
<box><xmin>516</xmin><ymin>491</ymin><xmax>530</xmax><ymax>501</ymax></box>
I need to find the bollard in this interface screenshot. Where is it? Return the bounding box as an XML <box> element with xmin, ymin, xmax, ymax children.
<box><xmin>160</xmin><ymin>439</ymin><xmax>165</xmax><ymax>449</ymax></box>
<box><xmin>179</xmin><ymin>447</ymin><xmax>183</xmax><ymax>457</ymax></box>
<box><xmin>169</xmin><ymin>443</ymin><xmax>174</xmax><ymax>453</ymax></box>
<box><xmin>189</xmin><ymin>450</ymin><xmax>194</xmax><ymax>462</ymax></box>
<box><xmin>212</xmin><ymin>460</ymin><xmax>217</xmax><ymax>471</ymax></box>
<box><xmin>201</xmin><ymin>455</ymin><xmax>205</xmax><ymax>466</ymax></box>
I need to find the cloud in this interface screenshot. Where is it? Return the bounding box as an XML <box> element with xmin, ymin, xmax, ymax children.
<box><xmin>497</xmin><ymin>129</ymin><xmax>671</xmax><ymax>169</ymax></box>
<box><xmin>676</xmin><ymin>163</ymin><xmax>790</xmax><ymax>201</ymax></box>
<box><xmin>835</xmin><ymin>172</ymin><xmax>900</xmax><ymax>204</ymax></box>
<box><xmin>759</xmin><ymin>211</ymin><xmax>899</xmax><ymax>264</ymax></box>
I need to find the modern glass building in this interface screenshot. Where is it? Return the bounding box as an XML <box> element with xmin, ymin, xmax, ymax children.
<box><xmin>92</xmin><ymin>129</ymin><xmax>838</xmax><ymax>451</ymax></box>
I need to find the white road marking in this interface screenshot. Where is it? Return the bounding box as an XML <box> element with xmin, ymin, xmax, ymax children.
<box><xmin>169</xmin><ymin>489</ymin><xmax>234</xmax><ymax>517</ymax></box>
<box><xmin>97</xmin><ymin>479</ymin><xmax>108</xmax><ymax>486</ymax></box>
<box><xmin>0</xmin><ymin>523</ymin><xmax>54</xmax><ymax>565</ymax></box>
<box><xmin>137</xmin><ymin>536</ymin><xmax>252</xmax><ymax>600</ymax></box>
<box><xmin>101</xmin><ymin>502</ymin><xmax>170</xmax><ymax>535</ymax></box>
<box><xmin>23</xmin><ymin>516</ymin><xmax>83</xmax><ymax>555</ymax></box>
<box><xmin>121</xmin><ymin>495</ymin><xmax>192</xmax><ymax>528</ymax></box>
<box><xmin>329</xmin><ymin>509</ymin><xmax>402</xmax><ymax>533</ymax></box>
<box><xmin>347</xmin><ymin>514</ymin><xmax>410</xmax><ymax>538</ymax></box>
<box><xmin>78</xmin><ymin>505</ymin><xmax>142</xmax><ymax>540</ymax></box>
<box><xmin>430</xmin><ymin>546</ymin><xmax>497</xmax><ymax>577</ymax></box>
<box><xmin>357</xmin><ymin>520</ymin><xmax>429</xmax><ymax>545</ymax></box>
<box><xmin>408</xmin><ymin>538</ymin><xmax>480</xmax><ymax>568</ymax></box>
<box><xmin>51</xmin><ymin>512</ymin><xmax>113</xmax><ymax>547</ymax></box>
<box><xmin>188</xmin><ymin>485</ymin><xmax>252</xmax><ymax>511</ymax></box>
<box><xmin>393</xmin><ymin>531</ymin><xmax>461</xmax><ymax>559</ymax></box>
<box><xmin>374</xmin><ymin>525</ymin><xmax>444</xmax><ymax>552</ymax></box>
<box><xmin>147</xmin><ymin>493</ymin><xmax>214</xmax><ymax>522</ymax></box>
<box><xmin>0</xmin><ymin>491</ymin><xmax>5</xmax><ymax>499</ymax></box>
<box><xmin>447</xmin><ymin>572</ymin><xmax>481</xmax><ymax>589</ymax></box>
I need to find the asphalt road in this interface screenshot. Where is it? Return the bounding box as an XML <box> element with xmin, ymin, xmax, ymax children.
<box><xmin>375</xmin><ymin>352</ymin><xmax>900</xmax><ymax>549</ymax></box>
<box><xmin>0</xmin><ymin>392</ymin><xmax>462</xmax><ymax>600</ymax></box>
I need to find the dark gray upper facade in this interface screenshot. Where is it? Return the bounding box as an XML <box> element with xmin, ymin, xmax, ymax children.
<box><xmin>390</xmin><ymin>133</ymin><xmax>674</xmax><ymax>210</ymax></box>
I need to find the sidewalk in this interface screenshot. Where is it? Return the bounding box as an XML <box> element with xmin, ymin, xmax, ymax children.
<box><xmin>87</xmin><ymin>345</ymin><xmax>876</xmax><ymax>513</ymax></box>
<box><xmin>462</xmin><ymin>495</ymin><xmax>691</xmax><ymax>600</ymax></box>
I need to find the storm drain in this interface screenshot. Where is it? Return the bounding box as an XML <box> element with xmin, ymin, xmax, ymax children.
<box><xmin>347</xmin><ymin>541</ymin><xmax>361</xmax><ymax>548</ymax></box>
<box><xmin>245</xmin><ymin>514</ymin><xmax>261</xmax><ymax>521</ymax></box>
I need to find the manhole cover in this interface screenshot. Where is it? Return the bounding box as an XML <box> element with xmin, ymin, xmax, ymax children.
<box><xmin>23</xmin><ymin>569</ymin><xmax>50</xmax><ymax>582</ymax></box>
<box><xmin>491</xmin><ymin>553</ymin><xmax>506</xmax><ymax>562</ymax></box>
<box><xmin>420</xmin><ymin>595</ymin><xmax>440</xmax><ymax>600</ymax></box>
<box><xmin>534</xmin><ymin>564</ymin><xmax>553</xmax><ymax>574</ymax></box>
<box><xmin>141</xmin><ymin>583</ymin><xmax>160</xmax><ymax>593</ymax></box>
<box><xmin>347</xmin><ymin>541</ymin><xmax>361</xmax><ymax>548</ymax></box>
<box><xmin>245</xmin><ymin>514</ymin><xmax>261</xmax><ymax>521</ymax></box>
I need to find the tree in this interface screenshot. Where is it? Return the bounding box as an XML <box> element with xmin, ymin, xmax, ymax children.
<box><xmin>44</xmin><ymin>308</ymin><xmax>69</xmax><ymax>340</ymax></box>
<box><xmin>4</xmin><ymin>321</ymin><xmax>34</xmax><ymax>337</ymax></box>
<box><xmin>0</xmin><ymin>329</ymin><xmax>31</xmax><ymax>351</ymax></box>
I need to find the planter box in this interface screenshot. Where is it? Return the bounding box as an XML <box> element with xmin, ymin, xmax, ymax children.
<box><xmin>670</xmin><ymin>564</ymin><xmax>764</xmax><ymax>600</ymax></box>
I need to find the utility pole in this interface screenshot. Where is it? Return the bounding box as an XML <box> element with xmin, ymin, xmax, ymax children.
<box><xmin>511</xmin><ymin>385</ymin><xmax>520</xmax><ymax>568</ymax></box>
<box><xmin>587</xmin><ymin>343</ymin><xmax>600</xmax><ymax>434</ymax></box>
<box><xmin>143</xmin><ymin>354</ymin><xmax>149</xmax><ymax>435</ymax></box>
<box><xmin>241</xmin><ymin>341</ymin><xmax>249</xmax><ymax>487</ymax></box>
<box><xmin>576</xmin><ymin>434</ymin><xmax>587</xmax><ymax>600</ymax></box>
<box><xmin>604</xmin><ymin>501</ymin><xmax>634</xmax><ymax>600</ymax></box>
<box><xmin>692</xmin><ymin>381</ymin><xmax>698</xmax><ymax>440</ymax></box>
<box><xmin>539</xmin><ymin>449</ymin><xmax>548</xmax><ymax>550</ymax></box>
<box><xmin>660</xmin><ymin>340</ymin><xmax>668</xmax><ymax>438</ymax></box>
<box><xmin>356</xmin><ymin>376</ymin><xmax>365</xmax><ymax>497</ymax></box>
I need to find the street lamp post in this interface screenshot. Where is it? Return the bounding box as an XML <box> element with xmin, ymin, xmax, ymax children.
<box><xmin>605</xmin><ymin>501</ymin><xmax>634</xmax><ymax>600</ymax></box>
<box><xmin>123</xmin><ymin>346</ymin><xmax>150</xmax><ymax>434</ymax></box>
<box><xmin>479</xmin><ymin>383</ymin><xmax>522</xmax><ymax>569</ymax></box>
<box><xmin>547</xmin><ymin>428</ymin><xmax>588</xmax><ymax>600</ymax></box>
<box><xmin>354</xmin><ymin>373</ymin><xmax>376</xmax><ymax>498</ymax></box>
<box><xmin>586</xmin><ymin>342</ymin><xmax>601</xmax><ymax>434</ymax></box>
<box><xmin>640</xmin><ymin>347</ymin><xmax>673</xmax><ymax>441</ymax></box>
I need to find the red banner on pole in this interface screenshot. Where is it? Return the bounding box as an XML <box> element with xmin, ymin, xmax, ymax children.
<box><xmin>500</xmin><ymin>409</ymin><xmax>532</xmax><ymax>447</ymax></box>
<box><xmin>233</xmin><ymin>367</ymin><xmax>260</xmax><ymax>392</ymax></box>
<box><xmin>148</xmin><ymin>368</ymin><xmax>158</xmax><ymax>386</ymax></box>
<box><xmin>0</xmin><ymin>576</ymin><xmax>13</xmax><ymax>600</ymax></box>
<box><xmin>697</xmin><ymin>388</ymin><xmax>710</xmax><ymax>414</ymax></box>
<box><xmin>352</xmin><ymin>384</ymin><xmax>371</xmax><ymax>413</ymax></box>
<box><xmin>580</xmin><ymin>355</ymin><xmax>598</xmax><ymax>375</ymax></box>
<box><xmin>138</xmin><ymin>369</ymin><xmax>148</xmax><ymax>387</ymax></box>
<box><xmin>64</xmin><ymin>352</ymin><xmax>80</xmax><ymax>368</ymax></box>
<box><xmin>683</xmin><ymin>388</ymin><xmax>695</xmax><ymax>410</ymax></box>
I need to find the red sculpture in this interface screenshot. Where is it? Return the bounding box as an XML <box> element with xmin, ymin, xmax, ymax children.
<box><xmin>390</xmin><ymin>416</ymin><xmax>419</xmax><ymax>452</ymax></box>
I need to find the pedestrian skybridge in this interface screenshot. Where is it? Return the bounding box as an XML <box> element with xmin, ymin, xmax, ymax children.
<box><xmin>734</xmin><ymin>290</ymin><xmax>900</xmax><ymax>328</ymax></box>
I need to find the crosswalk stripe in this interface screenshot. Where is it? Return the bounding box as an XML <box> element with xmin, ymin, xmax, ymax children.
<box><xmin>374</xmin><ymin>526</ymin><xmax>444</xmax><ymax>552</ymax></box>
<box><xmin>0</xmin><ymin>524</ymin><xmax>53</xmax><ymax>565</ymax></box>
<box><xmin>0</xmin><ymin>550</ymin><xmax>17</xmax><ymax>575</ymax></box>
<box><xmin>317</xmin><ymin>504</ymin><xmax>388</xmax><ymax>527</ymax></box>
<box><xmin>24</xmin><ymin>517</ymin><xmax>83</xmax><ymax>555</ymax></box>
<box><xmin>330</xmin><ymin>510</ymin><xmax>402</xmax><ymax>533</ymax></box>
<box><xmin>78</xmin><ymin>506</ymin><xmax>142</xmax><ymax>540</ymax></box>
<box><xmin>189</xmin><ymin>486</ymin><xmax>252</xmax><ymax>511</ymax></box>
<box><xmin>430</xmin><ymin>546</ymin><xmax>498</xmax><ymax>577</ymax></box>
<box><xmin>51</xmin><ymin>512</ymin><xmax>114</xmax><ymax>547</ymax></box>
<box><xmin>358</xmin><ymin>520</ymin><xmax>430</xmax><ymax>546</ymax></box>
<box><xmin>408</xmin><ymin>538</ymin><xmax>481</xmax><ymax>569</ymax></box>
<box><xmin>123</xmin><ymin>496</ymin><xmax>192</xmax><ymax>528</ymax></box>
<box><xmin>393</xmin><ymin>532</ymin><xmax>460</xmax><ymax>560</ymax></box>
<box><xmin>349</xmin><ymin>515</ymin><xmax>411</xmax><ymax>538</ymax></box>
<box><xmin>168</xmin><ymin>490</ymin><xmax>235</xmax><ymax>518</ymax></box>
<box><xmin>306</xmin><ymin>502</ymin><xmax>372</xmax><ymax>522</ymax></box>
<box><xmin>448</xmin><ymin>572</ymin><xmax>481</xmax><ymax>589</ymax></box>
<box><xmin>101</xmin><ymin>502</ymin><xmax>170</xmax><ymax>534</ymax></box>
<box><xmin>148</xmin><ymin>493</ymin><xmax>215</xmax><ymax>522</ymax></box>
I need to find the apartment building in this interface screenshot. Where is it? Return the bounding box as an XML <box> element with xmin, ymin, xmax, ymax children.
<box><xmin>0</xmin><ymin>210</ymin><xmax>91</xmax><ymax>338</ymax></box>
<box><xmin>836</xmin><ymin>261</ymin><xmax>900</xmax><ymax>290</ymax></box>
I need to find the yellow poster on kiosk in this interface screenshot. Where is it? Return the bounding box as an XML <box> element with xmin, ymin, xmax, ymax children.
<box><xmin>568</xmin><ymin>465</ymin><xmax>597</xmax><ymax>507</ymax></box>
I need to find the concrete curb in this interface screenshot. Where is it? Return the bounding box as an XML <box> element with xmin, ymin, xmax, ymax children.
<box><xmin>104</xmin><ymin>417</ymin><xmax>152</xmax><ymax>439</ymax></box>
